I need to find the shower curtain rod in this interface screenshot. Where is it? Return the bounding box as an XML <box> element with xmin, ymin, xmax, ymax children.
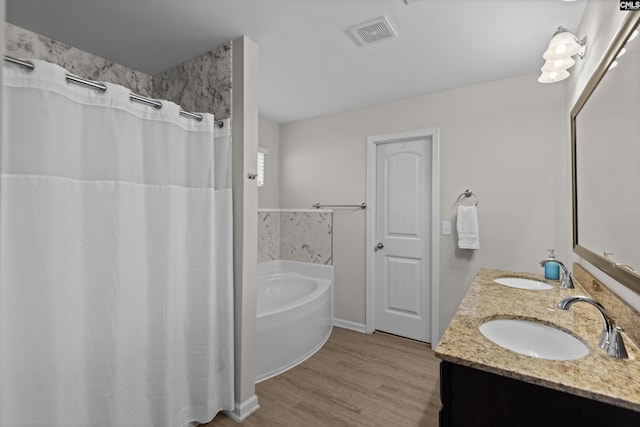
<box><xmin>4</xmin><ymin>55</ymin><xmax>224</xmax><ymax>128</ymax></box>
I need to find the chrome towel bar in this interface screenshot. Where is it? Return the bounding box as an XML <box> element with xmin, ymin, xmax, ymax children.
<box><xmin>312</xmin><ymin>203</ymin><xmax>366</xmax><ymax>209</ymax></box>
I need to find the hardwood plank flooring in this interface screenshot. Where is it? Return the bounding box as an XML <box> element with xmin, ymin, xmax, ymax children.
<box><xmin>203</xmin><ymin>327</ymin><xmax>441</xmax><ymax>426</ymax></box>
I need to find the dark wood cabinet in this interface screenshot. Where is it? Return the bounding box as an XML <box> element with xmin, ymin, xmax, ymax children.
<box><xmin>439</xmin><ymin>361</ymin><xmax>640</xmax><ymax>427</ymax></box>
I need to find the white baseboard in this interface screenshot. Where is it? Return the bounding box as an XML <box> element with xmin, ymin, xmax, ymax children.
<box><xmin>333</xmin><ymin>318</ymin><xmax>367</xmax><ymax>333</ymax></box>
<box><xmin>224</xmin><ymin>394</ymin><xmax>260</xmax><ymax>422</ymax></box>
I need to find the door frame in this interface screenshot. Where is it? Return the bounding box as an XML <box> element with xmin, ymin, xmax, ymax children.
<box><xmin>365</xmin><ymin>128</ymin><xmax>440</xmax><ymax>349</ymax></box>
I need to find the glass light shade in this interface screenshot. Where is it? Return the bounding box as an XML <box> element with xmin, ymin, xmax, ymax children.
<box><xmin>543</xmin><ymin>31</ymin><xmax>582</xmax><ymax>60</ymax></box>
<box><xmin>541</xmin><ymin>57</ymin><xmax>576</xmax><ymax>72</ymax></box>
<box><xmin>538</xmin><ymin>69</ymin><xmax>570</xmax><ymax>84</ymax></box>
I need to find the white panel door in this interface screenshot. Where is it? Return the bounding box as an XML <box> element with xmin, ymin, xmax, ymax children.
<box><xmin>374</xmin><ymin>138</ymin><xmax>431</xmax><ymax>342</ymax></box>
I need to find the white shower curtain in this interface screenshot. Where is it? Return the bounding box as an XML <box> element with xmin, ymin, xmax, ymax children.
<box><xmin>0</xmin><ymin>60</ymin><xmax>234</xmax><ymax>427</ymax></box>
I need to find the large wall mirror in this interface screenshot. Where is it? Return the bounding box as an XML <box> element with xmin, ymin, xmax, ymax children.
<box><xmin>571</xmin><ymin>12</ymin><xmax>640</xmax><ymax>295</ymax></box>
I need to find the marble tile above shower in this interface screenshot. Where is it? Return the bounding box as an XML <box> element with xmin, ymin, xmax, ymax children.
<box><xmin>5</xmin><ymin>22</ymin><xmax>232</xmax><ymax>120</ymax></box>
<box><xmin>5</xmin><ymin>23</ymin><xmax>154</xmax><ymax>97</ymax></box>
<box><xmin>152</xmin><ymin>42</ymin><xmax>232</xmax><ymax>120</ymax></box>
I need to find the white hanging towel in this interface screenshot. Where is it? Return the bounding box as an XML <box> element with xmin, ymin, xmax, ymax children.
<box><xmin>457</xmin><ymin>205</ymin><xmax>480</xmax><ymax>250</ymax></box>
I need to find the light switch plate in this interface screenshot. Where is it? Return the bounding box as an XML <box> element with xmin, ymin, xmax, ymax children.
<box><xmin>442</xmin><ymin>221</ymin><xmax>452</xmax><ymax>235</ymax></box>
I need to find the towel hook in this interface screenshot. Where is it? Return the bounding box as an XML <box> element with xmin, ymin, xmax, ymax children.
<box><xmin>457</xmin><ymin>189</ymin><xmax>478</xmax><ymax>207</ymax></box>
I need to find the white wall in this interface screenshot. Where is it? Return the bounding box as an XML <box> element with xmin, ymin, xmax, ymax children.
<box><xmin>258</xmin><ymin>116</ymin><xmax>280</xmax><ymax>209</ymax></box>
<box><xmin>280</xmin><ymin>73</ymin><xmax>567</xmax><ymax>339</ymax></box>
<box><xmin>567</xmin><ymin>1</ymin><xmax>640</xmax><ymax>311</ymax></box>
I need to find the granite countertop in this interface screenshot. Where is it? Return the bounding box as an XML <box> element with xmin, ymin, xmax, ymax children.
<box><xmin>435</xmin><ymin>268</ymin><xmax>640</xmax><ymax>412</ymax></box>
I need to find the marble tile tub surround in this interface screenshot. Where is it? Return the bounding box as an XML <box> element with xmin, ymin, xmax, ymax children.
<box><xmin>435</xmin><ymin>268</ymin><xmax>640</xmax><ymax>412</ymax></box>
<box><xmin>5</xmin><ymin>23</ymin><xmax>232</xmax><ymax>120</ymax></box>
<box><xmin>258</xmin><ymin>211</ymin><xmax>281</xmax><ymax>262</ymax></box>
<box><xmin>573</xmin><ymin>263</ymin><xmax>640</xmax><ymax>346</ymax></box>
<box><xmin>5</xmin><ymin>23</ymin><xmax>153</xmax><ymax>96</ymax></box>
<box><xmin>258</xmin><ymin>210</ymin><xmax>333</xmax><ymax>265</ymax></box>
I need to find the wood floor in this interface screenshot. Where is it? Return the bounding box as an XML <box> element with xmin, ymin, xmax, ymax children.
<box><xmin>204</xmin><ymin>327</ymin><xmax>441</xmax><ymax>427</ymax></box>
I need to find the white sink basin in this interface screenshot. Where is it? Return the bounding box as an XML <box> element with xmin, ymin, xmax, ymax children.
<box><xmin>494</xmin><ymin>277</ymin><xmax>553</xmax><ymax>290</ymax></box>
<box><xmin>479</xmin><ymin>319</ymin><xmax>589</xmax><ymax>360</ymax></box>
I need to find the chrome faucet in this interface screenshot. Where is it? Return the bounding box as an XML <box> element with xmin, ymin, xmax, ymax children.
<box><xmin>558</xmin><ymin>296</ymin><xmax>628</xmax><ymax>359</ymax></box>
<box><xmin>539</xmin><ymin>258</ymin><xmax>574</xmax><ymax>289</ymax></box>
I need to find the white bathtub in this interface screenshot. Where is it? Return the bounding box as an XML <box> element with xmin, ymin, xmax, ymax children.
<box><xmin>256</xmin><ymin>260</ymin><xmax>334</xmax><ymax>382</ymax></box>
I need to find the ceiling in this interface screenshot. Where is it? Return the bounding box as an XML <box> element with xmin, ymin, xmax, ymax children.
<box><xmin>6</xmin><ymin>0</ymin><xmax>587</xmax><ymax>124</ymax></box>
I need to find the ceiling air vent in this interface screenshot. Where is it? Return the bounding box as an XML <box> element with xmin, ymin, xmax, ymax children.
<box><xmin>349</xmin><ymin>16</ymin><xmax>398</xmax><ymax>46</ymax></box>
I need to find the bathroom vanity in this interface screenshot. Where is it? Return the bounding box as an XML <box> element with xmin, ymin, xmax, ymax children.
<box><xmin>435</xmin><ymin>269</ymin><xmax>640</xmax><ymax>427</ymax></box>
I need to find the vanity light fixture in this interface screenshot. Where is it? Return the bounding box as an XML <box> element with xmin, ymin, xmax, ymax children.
<box><xmin>538</xmin><ymin>26</ymin><xmax>587</xmax><ymax>83</ymax></box>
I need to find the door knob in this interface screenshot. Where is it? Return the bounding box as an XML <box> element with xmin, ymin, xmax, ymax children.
<box><xmin>376</xmin><ymin>242</ymin><xmax>384</xmax><ymax>250</ymax></box>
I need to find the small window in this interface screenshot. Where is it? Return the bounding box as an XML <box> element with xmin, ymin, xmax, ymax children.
<box><xmin>257</xmin><ymin>147</ymin><xmax>269</xmax><ymax>187</ymax></box>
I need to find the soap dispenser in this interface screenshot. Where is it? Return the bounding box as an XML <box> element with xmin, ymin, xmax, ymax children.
<box><xmin>544</xmin><ymin>249</ymin><xmax>560</xmax><ymax>280</ymax></box>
